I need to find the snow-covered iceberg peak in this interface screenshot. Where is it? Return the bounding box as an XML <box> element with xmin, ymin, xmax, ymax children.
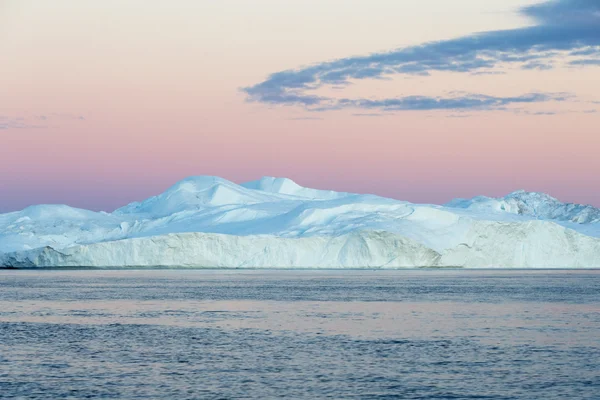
<box><xmin>242</xmin><ymin>176</ymin><xmax>350</xmax><ymax>200</ymax></box>
<box><xmin>115</xmin><ymin>176</ymin><xmax>287</xmax><ymax>217</ymax></box>
<box><xmin>446</xmin><ymin>190</ymin><xmax>600</xmax><ymax>224</ymax></box>
<box><xmin>242</xmin><ymin>177</ymin><xmax>302</xmax><ymax>194</ymax></box>
<box><xmin>15</xmin><ymin>204</ymin><xmax>106</xmax><ymax>221</ymax></box>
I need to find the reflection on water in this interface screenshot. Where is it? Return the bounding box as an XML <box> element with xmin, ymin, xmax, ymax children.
<box><xmin>1</xmin><ymin>269</ymin><xmax>599</xmax><ymax>399</ymax></box>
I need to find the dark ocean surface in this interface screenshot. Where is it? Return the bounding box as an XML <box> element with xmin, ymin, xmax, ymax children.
<box><xmin>1</xmin><ymin>269</ymin><xmax>599</xmax><ymax>399</ymax></box>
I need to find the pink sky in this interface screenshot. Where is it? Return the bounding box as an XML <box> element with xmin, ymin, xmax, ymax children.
<box><xmin>1</xmin><ymin>0</ymin><xmax>599</xmax><ymax>212</ymax></box>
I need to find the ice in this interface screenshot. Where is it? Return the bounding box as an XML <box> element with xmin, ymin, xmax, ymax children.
<box><xmin>1</xmin><ymin>177</ymin><xmax>599</xmax><ymax>268</ymax></box>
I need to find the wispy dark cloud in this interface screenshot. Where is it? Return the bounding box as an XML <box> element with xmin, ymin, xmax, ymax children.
<box><xmin>522</xmin><ymin>61</ymin><xmax>554</xmax><ymax>70</ymax></box>
<box><xmin>470</xmin><ymin>70</ymin><xmax>507</xmax><ymax>76</ymax></box>
<box><xmin>569</xmin><ymin>59</ymin><xmax>600</xmax><ymax>66</ymax></box>
<box><xmin>337</xmin><ymin>92</ymin><xmax>568</xmax><ymax>112</ymax></box>
<box><xmin>570</xmin><ymin>47</ymin><xmax>600</xmax><ymax>56</ymax></box>
<box><xmin>0</xmin><ymin>113</ymin><xmax>86</xmax><ymax>130</ymax></box>
<box><xmin>288</xmin><ymin>117</ymin><xmax>324</xmax><ymax>121</ymax></box>
<box><xmin>446</xmin><ymin>114</ymin><xmax>472</xmax><ymax>118</ymax></box>
<box><xmin>243</xmin><ymin>0</ymin><xmax>600</xmax><ymax>113</ymax></box>
<box><xmin>352</xmin><ymin>113</ymin><xmax>393</xmax><ymax>117</ymax></box>
<box><xmin>530</xmin><ymin>111</ymin><xmax>558</xmax><ymax>116</ymax></box>
<box><xmin>0</xmin><ymin>116</ymin><xmax>43</xmax><ymax>130</ymax></box>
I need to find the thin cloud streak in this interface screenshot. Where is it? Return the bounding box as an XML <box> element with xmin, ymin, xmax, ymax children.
<box><xmin>0</xmin><ymin>113</ymin><xmax>86</xmax><ymax>131</ymax></box>
<box><xmin>0</xmin><ymin>116</ymin><xmax>44</xmax><ymax>130</ymax></box>
<box><xmin>569</xmin><ymin>59</ymin><xmax>600</xmax><ymax>66</ymax></box>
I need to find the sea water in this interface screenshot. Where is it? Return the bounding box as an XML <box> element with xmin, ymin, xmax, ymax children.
<box><xmin>0</xmin><ymin>269</ymin><xmax>598</xmax><ymax>399</ymax></box>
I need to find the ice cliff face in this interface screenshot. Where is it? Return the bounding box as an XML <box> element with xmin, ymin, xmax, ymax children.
<box><xmin>1</xmin><ymin>231</ymin><xmax>440</xmax><ymax>269</ymax></box>
<box><xmin>1</xmin><ymin>176</ymin><xmax>599</xmax><ymax>268</ymax></box>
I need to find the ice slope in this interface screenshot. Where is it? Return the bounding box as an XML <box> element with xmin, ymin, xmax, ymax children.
<box><xmin>0</xmin><ymin>204</ymin><xmax>125</xmax><ymax>253</ymax></box>
<box><xmin>114</xmin><ymin>176</ymin><xmax>294</xmax><ymax>217</ymax></box>
<box><xmin>446</xmin><ymin>190</ymin><xmax>600</xmax><ymax>224</ymax></box>
<box><xmin>241</xmin><ymin>177</ymin><xmax>349</xmax><ymax>200</ymax></box>
<box><xmin>1</xmin><ymin>176</ymin><xmax>600</xmax><ymax>268</ymax></box>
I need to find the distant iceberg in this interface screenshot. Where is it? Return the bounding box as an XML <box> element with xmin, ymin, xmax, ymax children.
<box><xmin>1</xmin><ymin>176</ymin><xmax>600</xmax><ymax>268</ymax></box>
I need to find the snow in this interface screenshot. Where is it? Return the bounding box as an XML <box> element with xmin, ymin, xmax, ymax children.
<box><xmin>114</xmin><ymin>176</ymin><xmax>291</xmax><ymax>217</ymax></box>
<box><xmin>241</xmin><ymin>177</ymin><xmax>349</xmax><ymax>200</ymax></box>
<box><xmin>1</xmin><ymin>176</ymin><xmax>600</xmax><ymax>268</ymax></box>
<box><xmin>1</xmin><ymin>231</ymin><xmax>441</xmax><ymax>269</ymax></box>
<box><xmin>446</xmin><ymin>190</ymin><xmax>600</xmax><ymax>224</ymax></box>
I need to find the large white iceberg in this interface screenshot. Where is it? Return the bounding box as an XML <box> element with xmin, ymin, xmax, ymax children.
<box><xmin>1</xmin><ymin>176</ymin><xmax>599</xmax><ymax>268</ymax></box>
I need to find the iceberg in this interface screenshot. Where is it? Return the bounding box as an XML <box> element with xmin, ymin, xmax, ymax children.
<box><xmin>1</xmin><ymin>176</ymin><xmax>599</xmax><ymax>268</ymax></box>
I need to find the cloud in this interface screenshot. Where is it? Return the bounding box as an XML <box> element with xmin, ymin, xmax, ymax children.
<box><xmin>470</xmin><ymin>70</ymin><xmax>507</xmax><ymax>76</ymax></box>
<box><xmin>0</xmin><ymin>113</ymin><xmax>86</xmax><ymax>130</ymax></box>
<box><xmin>521</xmin><ymin>61</ymin><xmax>554</xmax><ymax>70</ymax></box>
<box><xmin>339</xmin><ymin>92</ymin><xmax>568</xmax><ymax>112</ymax></box>
<box><xmin>569</xmin><ymin>59</ymin><xmax>600</xmax><ymax>66</ymax></box>
<box><xmin>352</xmin><ymin>113</ymin><xmax>393</xmax><ymax>117</ymax></box>
<box><xmin>530</xmin><ymin>111</ymin><xmax>558</xmax><ymax>116</ymax></box>
<box><xmin>570</xmin><ymin>47</ymin><xmax>600</xmax><ymax>56</ymax></box>
<box><xmin>446</xmin><ymin>114</ymin><xmax>472</xmax><ymax>118</ymax></box>
<box><xmin>0</xmin><ymin>116</ymin><xmax>43</xmax><ymax>130</ymax></box>
<box><xmin>243</xmin><ymin>0</ymin><xmax>600</xmax><ymax>113</ymax></box>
